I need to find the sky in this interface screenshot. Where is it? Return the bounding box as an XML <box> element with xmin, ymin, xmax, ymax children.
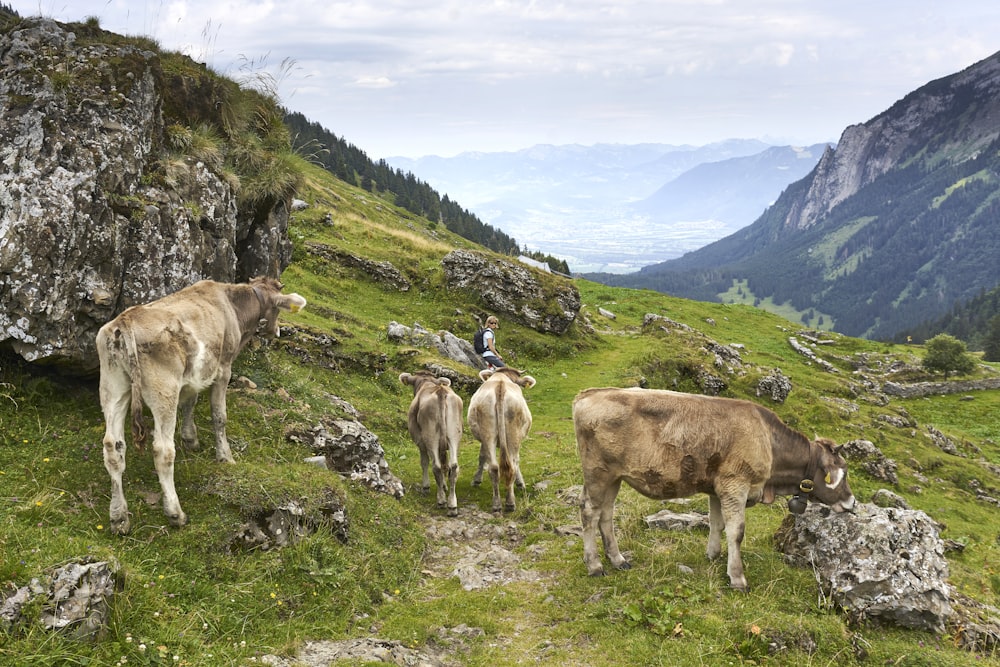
<box><xmin>9</xmin><ymin>1</ymin><xmax>1000</xmax><ymax>159</ymax></box>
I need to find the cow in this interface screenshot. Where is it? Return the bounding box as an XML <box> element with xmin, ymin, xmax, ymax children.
<box><xmin>573</xmin><ymin>387</ymin><xmax>855</xmax><ymax>591</ymax></box>
<box><xmin>399</xmin><ymin>371</ymin><xmax>464</xmax><ymax>516</ymax></box>
<box><xmin>467</xmin><ymin>367</ymin><xmax>536</xmax><ymax>513</ymax></box>
<box><xmin>96</xmin><ymin>277</ymin><xmax>306</xmax><ymax>534</ymax></box>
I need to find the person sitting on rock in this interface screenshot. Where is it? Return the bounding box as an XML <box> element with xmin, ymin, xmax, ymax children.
<box><xmin>481</xmin><ymin>315</ymin><xmax>505</xmax><ymax>368</ymax></box>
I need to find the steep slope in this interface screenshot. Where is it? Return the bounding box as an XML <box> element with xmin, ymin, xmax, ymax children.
<box><xmin>596</xmin><ymin>49</ymin><xmax>1000</xmax><ymax>340</ymax></box>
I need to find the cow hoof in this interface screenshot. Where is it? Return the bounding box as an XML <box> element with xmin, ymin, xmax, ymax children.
<box><xmin>168</xmin><ymin>512</ymin><xmax>188</xmax><ymax>528</ymax></box>
<box><xmin>421</xmin><ymin>485</ymin><xmax>431</xmax><ymax>493</ymax></box>
<box><xmin>613</xmin><ymin>560</ymin><xmax>632</xmax><ymax>571</ymax></box>
<box><xmin>587</xmin><ymin>567</ymin><xmax>606</xmax><ymax>577</ymax></box>
<box><xmin>472</xmin><ymin>479</ymin><xmax>482</xmax><ymax>487</ymax></box>
<box><xmin>447</xmin><ymin>507</ymin><xmax>458</xmax><ymax>517</ymax></box>
<box><xmin>110</xmin><ymin>517</ymin><xmax>131</xmax><ymax>535</ymax></box>
<box><xmin>504</xmin><ymin>503</ymin><xmax>516</xmax><ymax>512</ymax></box>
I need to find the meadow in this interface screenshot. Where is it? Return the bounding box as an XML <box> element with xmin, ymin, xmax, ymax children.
<box><xmin>2</xmin><ymin>161</ymin><xmax>999</xmax><ymax>666</ymax></box>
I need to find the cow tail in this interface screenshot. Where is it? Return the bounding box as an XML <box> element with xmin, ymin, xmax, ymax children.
<box><xmin>121</xmin><ymin>326</ymin><xmax>146</xmax><ymax>448</ymax></box>
<box><xmin>437</xmin><ymin>390</ymin><xmax>450</xmax><ymax>462</ymax></box>
<box><xmin>496</xmin><ymin>385</ymin><xmax>514</xmax><ymax>490</ymax></box>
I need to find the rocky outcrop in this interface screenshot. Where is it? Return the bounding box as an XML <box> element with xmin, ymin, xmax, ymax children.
<box><xmin>441</xmin><ymin>250</ymin><xmax>580</xmax><ymax>334</ymax></box>
<box><xmin>775</xmin><ymin>503</ymin><xmax>952</xmax><ymax>633</ymax></box>
<box><xmin>0</xmin><ymin>18</ymin><xmax>292</xmax><ymax>370</ymax></box>
<box><xmin>387</xmin><ymin>321</ymin><xmax>485</xmax><ymax>370</ymax></box>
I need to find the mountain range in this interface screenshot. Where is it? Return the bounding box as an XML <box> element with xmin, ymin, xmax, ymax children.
<box><xmin>387</xmin><ymin>140</ymin><xmax>827</xmax><ymax>273</ymax></box>
<box><xmin>589</xmin><ymin>49</ymin><xmax>1000</xmax><ymax>341</ymax></box>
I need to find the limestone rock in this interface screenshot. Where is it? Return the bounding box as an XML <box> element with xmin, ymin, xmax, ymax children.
<box><xmin>775</xmin><ymin>503</ymin><xmax>952</xmax><ymax>632</ymax></box>
<box><xmin>290</xmin><ymin>418</ymin><xmax>405</xmax><ymax>499</ymax></box>
<box><xmin>0</xmin><ymin>18</ymin><xmax>292</xmax><ymax>370</ymax></box>
<box><xmin>388</xmin><ymin>321</ymin><xmax>484</xmax><ymax>370</ymax></box>
<box><xmin>0</xmin><ymin>560</ymin><xmax>119</xmax><ymax>640</ymax></box>
<box><xmin>441</xmin><ymin>250</ymin><xmax>580</xmax><ymax>334</ymax></box>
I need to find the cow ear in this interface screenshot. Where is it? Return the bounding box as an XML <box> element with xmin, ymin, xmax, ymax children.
<box><xmin>478</xmin><ymin>369</ymin><xmax>494</xmax><ymax>381</ymax></box>
<box><xmin>519</xmin><ymin>375</ymin><xmax>537</xmax><ymax>389</ymax></box>
<box><xmin>278</xmin><ymin>293</ymin><xmax>307</xmax><ymax>313</ymax></box>
<box><xmin>437</xmin><ymin>377</ymin><xmax>452</xmax><ymax>387</ymax></box>
<box><xmin>399</xmin><ymin>373</ymin><xmax>413</xmax><ymax>385</ymax></box>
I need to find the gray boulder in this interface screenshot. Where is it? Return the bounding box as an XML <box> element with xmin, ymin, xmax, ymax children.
<box><xmin>0</xmin><ymin>18</ymin><xmax>292</xmax><ymax>370</ymax></box>
<box><xmin>0</xmin><ymin>560</ymin><xmax>118</xmax><ymax>640</ymax></box>
<box><xmin>441</xmin><ymin>250</ymin><xmax>580</xmax><ymax>334</ymax></box>
<box><xmin>289</xmin><ymin>418</ymin><xmax>405</xmax><ymax>499</ymax></box>
<box><xmin>775</xmin><ymin>503</ymin><xmax>952</xmax><ymax>632</ymax></box>
<box><xmin>387</xmin><ymin>321</ymin><xmax>485</xmax><ymax>369</ymax></box>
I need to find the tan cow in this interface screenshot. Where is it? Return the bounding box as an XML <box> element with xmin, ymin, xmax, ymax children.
<box><xmin>573</xmin><ymin>387</ymin><xmax>855</xmax><ymax>591</ymax></box>
<box><xmin>467</xmin><ymin>367</ymin><xmax>536</xmax><ymax>513</ymax></box>
<box><xmin>97</xmin><ymin>277</ymin><xmax>306</xmax><ymax>534</ymax></box>
<box><xmin>399</xmin><ymin>371</ymin><xmax>464</xmax><ymax>516</ymax></box>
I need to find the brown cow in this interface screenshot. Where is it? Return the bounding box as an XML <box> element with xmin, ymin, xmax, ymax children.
<box><xmin>467</xmin><ymin>367</ymin><xmax>536</xmax><ymax>512</ymax></box>
<box><xmin>399</xmin><ymin>371</ymin><xmax>464</xmax><ymax>516</ymax></box>
<box><xmin>573</xmin><ymin>387</ymin><xmax>855</xmax><ymax>591</ymax></box>
<box><xmin>97</xmin><ymin>277</ymin><xmax>306</xmax><ymax>534</ymax></box>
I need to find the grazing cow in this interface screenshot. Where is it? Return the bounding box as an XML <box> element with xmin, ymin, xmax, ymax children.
<box><xmin>97</xmin><ymin>277</ymin><xmax>306</xmax><ymax>534</ymax></box>
<box><xmin>467</xmin><ymin>367</ymin><xmax>536</xmax><ymax>512</ymax></box>
<box><xmin>399</xmin><ymin>371</ymin><xmax>464</xmax><ymax>516</ymax></box>
<box><xmin>573</xmin><ymin>387</ymin><xmax>855</xmax><ymax>591</ymax></box>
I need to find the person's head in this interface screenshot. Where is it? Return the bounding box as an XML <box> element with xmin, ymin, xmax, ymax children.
<box><xmin>485</xmin><ymin>315</ymin><xmax>499</xmax><ymax>329</ymax></box>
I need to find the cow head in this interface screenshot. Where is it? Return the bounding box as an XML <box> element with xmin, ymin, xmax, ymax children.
<box><xmin>805</xmin><ymin>438</ymin><xmax>855</xmax><ymax>513</ymax></box>
<box><xmin>249</xmin><ymin>277</ymin><xmax>306</xmax><ymax>338</ymax></box>
<box><xmin>478</xmin><ymin>367</ymin><xmax>536</xmax><ymax>389</ymax></box>
<box><xmin>400</xmin><ymin>371</ymin><xmax>452</xmax><ymax>393</ymax></box>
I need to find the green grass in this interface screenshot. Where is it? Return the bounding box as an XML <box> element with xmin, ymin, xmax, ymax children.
<box><xmin>2</xmin><ymin>163</ymin><xmax>1000</xmax><ymax>666</ymax></box>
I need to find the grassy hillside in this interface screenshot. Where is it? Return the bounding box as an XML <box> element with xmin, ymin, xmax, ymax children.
<box><xmin>2</xmin><ymin>160</ymin><xmax>1000</xmax><ymax>666</ymax></box>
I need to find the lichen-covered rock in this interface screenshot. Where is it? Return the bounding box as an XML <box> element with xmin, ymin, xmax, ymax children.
<box><xmin>441</xmin><ymin>250</ymin><xmax>579</xmax><ymax>334</ymax></box>
<box><xmin>775</xmin><ymin>503</ymin><xmax>952</xmax><ymax>632</ymax></box>
<box><xmin>290</xmin><ymin>418</ymin><xmax>405</xmax><ymax>499</ymax></box>
<box><xmin>0</xmin><ymin>560</ymin><xmax>119</xmax><ymax>640</ymax></box>
<box><xmin>0</xmin><ymin>18</ymin><xmax>291</xmax><ymax>370</ymax></box>
<box><xmin>387</xmin><ymin>320</ymin><xmax>485</xmax><ymax>370</ymax></box>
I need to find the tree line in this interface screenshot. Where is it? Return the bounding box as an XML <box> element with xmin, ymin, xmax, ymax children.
<box><xmin>283</xmin><ymin>112</ymin><xmax>569</xmax><ymax>274</ymax></box>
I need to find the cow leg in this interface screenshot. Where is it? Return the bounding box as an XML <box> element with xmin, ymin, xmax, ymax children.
<box><xmin>179</xmin><ymin>387</ymin><xmax>199</xmax><ymax>451</ymax></box>
<box><xmin>581</xmin><ymin>477</ymin><xmax>627</xmax><ymax>575</ymax></box>
<box><xmin>718</xmin><ymin>490</ymin><xmax>750</xmax><ymax>592</ymax></box>
<box><xmin>418</xmin><ymin>445</ymin><xmax>431</xmax><ymax>492</ymax></box>
<box><xmin>145</xmin><ymin>389</ymin><xmax>187</xmax><ymax>528</ymax></box>
<box><xmin>431</xmin><ymin>444</ymin><xmax>447</xmax><ymax>509</ymax></box>
<box><xmin>707</xmin><ymin>494</ymin><xmax>724</xmax><ymax>560</ymax></box>
<box><xmin>446</xmin><ymin>458</ymin><xmax>459</xmax><ymax>517</ymax></box>
<box><xmin>100</xmin><ymin>371</ymin><xmax>132</xmax><ymax>535</ymax></box>
<box><xmin>209</xmin><ymin>374</ymin><xmax>234</xmax><ymax>463</ymax></box>
<box><xmin>472</xmin><ymin>441</ymin><xmax>488</xmax><ymax>486</ymax></box>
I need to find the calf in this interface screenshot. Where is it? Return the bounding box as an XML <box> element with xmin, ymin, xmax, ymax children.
<box><xmin>467</xmin><ymin>367</ymin><xmax>536</xmax><ymax>512</ymax></box>
<box><xmin>573</xmin><ymin>387</ymin><xmax>855</xmax><ymax>591</ymax></box>
<box><xmin>399</xmin><ymin>371</ymin><xmax>464</xmax><ymax>516</ymax></box>
<box><xmin>97</xmin><ymin>277</ymin><xmax>306</xmax><ymax>534</ymax></box>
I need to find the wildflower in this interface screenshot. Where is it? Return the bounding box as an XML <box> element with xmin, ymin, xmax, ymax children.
<box><xmin>750</xmin><ymin>624</ymin><xmax>761</xmax><ymax>636</ymax></box>
<box><xmin>139</xmin><ymin>644</ymin><xmax>147</xmax><ymax>652</ymax></box>
<box><xmin>126</xmin><ymin>635</ymin><xmax>133</xmax><ymax>643</ymax></box>
<box><xmin>35</xmin><ymin>501</ymin><xmax>43</xmax><ymax>507</ymax></box>
<box><xmin>394</xmin><ymin>589</ymin><xmax>400</xmax><ymax>595</ymax></box>
<box><xmin>270</xmin><ymin>592</ymin><xmax>276</xmax><ymax>599</ymax></box>
<box><xmin>97</xmin><ymin>524</ymin><xmax>104</xmax><ymax>530</ymax></box>
<box><xmin>158</xmin><ymin>574</ymin><xmax>165</xmax><ymax>580</ymax></box>
<box><xmin>43</xmin><ymin>457</ymin><xmax>49</xmax><ymax>462</ymax></box>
